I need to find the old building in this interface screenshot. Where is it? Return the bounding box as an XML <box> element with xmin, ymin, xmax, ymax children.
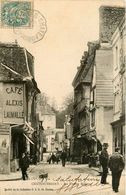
<box><xmin>110</xmin><ymin>16</ymin><xmax>125</xmax><ymax>155</ymax></box>
<box><xmin>90</xmin><ymin>43</ymin><xmax>114</xmax><ymax>154</ymax></box>
<box><xmin>98</xmin><ymin>6</ymin><xmax>125</xmax><ymax>154</ymax></box>
<box><xmin>64</xmin><ymin>115</ymin><xmax>73</xmax><ymax>157</ymax></box>
<box><xmin>89</xmin><ymin>6</ymin><xmax>125</xmax><ymax>155</ymax></box>
<box><xmin>55</xmin><ymin>129</ymin><xmax>65</xmax><ymax>151</ymax></box>
<box><xmin>72</xmin><ymin>42</ymin><xmax>99</xmax><ymax>163</ymax></box>
<box><xmin>71</xmin><ymin>6</ymin><xmax>125</xmax><ymax>160</ymax></box>
<box><xmin>0</xmin><ymin>42</ymin><xmax>40</xmax><ymax>173</ymax></box>
<box><xmin>37</xmin><ymin>102</ymin><xmax>56</xmax><ymax>153</ymax></box>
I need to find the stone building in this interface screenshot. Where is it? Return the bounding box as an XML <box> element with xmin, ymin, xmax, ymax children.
<box><xmin>110</xmin><ymin>16</ymin><xmax>125</xmax><ymax>155</ymax></box>
<box><xmin>90</xmin><ymin>42</ymin><xmax>114</xmax><ymax>154</ymax></box>
<box><xmin>99</xmin><ymin>6</ymin><xmax>125</xmax><ymax>154</ymax></box>
<box><xmin>0</xmin><ymin>42</ymin><xmax>40</xmax><ymax>173</ymax></box>
<box><xmin>55</xmin><ymin>129</ymin><xmax>65</xmax><ymax>151</ymax></box>
<box><xmin>64</xmin><ymin>115</ymin><xmax>73</xmax><ymax>157</ymax></box>
<box><xmin>37</xmin><ymin>102</ymin><xmax>56</xmax><ymax>153</ymax></box>
<box><xmin>72</xmin><ymin>42</ymin><xmax>99</xmax><ymax>163</ymax></box>
<box><xmin>71</xmin><ymin>6</ymin><xmax>125</xmax><ymax>161</ymax></box>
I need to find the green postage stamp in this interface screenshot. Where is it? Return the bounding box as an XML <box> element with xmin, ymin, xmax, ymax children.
<box><xmin>1</xmin><ymin>1</ymin><xmax>33</xmax><ymax>28</ymax></box>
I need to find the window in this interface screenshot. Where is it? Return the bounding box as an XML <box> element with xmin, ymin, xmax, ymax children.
<box><xmin>90</xmin><ymin>89</ymin><xmax>95</xmax><ymax>106</ymax></box>
<box><xmin>115</xmin><ymin>46</ymin><xmax>119</xmax><ymax>70</ymax></box>
<box><xmin>85</xmin><ymin>86</ymin><xmax>90</xmax><ymax>99</ymax></box>
<box><xmin>114</xmin><ymin>92</ymin><xmax>120</xmax><ymax>113</ymax></box>
<box><xmin>91</xmin><ymin>110</ymin><xmax>95</xmax><ymax>127</ymax></box>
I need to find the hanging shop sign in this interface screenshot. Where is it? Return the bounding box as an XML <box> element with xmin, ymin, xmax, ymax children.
<box><xmin>3</xmin><ymin>83</ymin><xmax>25</xmax><ymax>124</ymax></box>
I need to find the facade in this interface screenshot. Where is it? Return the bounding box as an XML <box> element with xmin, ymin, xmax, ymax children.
<box><xmin>90</xmin><ymin>43</ymin><xmax>114</xmax><ymax>154</ymax></box>
<box><xmin>55</xmin><ymin>129</ymin><xmax>65</xmax><ymax>151</ymax></box>
<box><xmin>110</xmin><ymin>16</ymin><xmax>125</xmax><ymax>155</ymax></box>
<box><xmin>37</xmin><ymin>102</ymin><xmax>56</xmax><ymax>153</ymax></box>
<box><xmin>99</xmin><ymin>6</ymin><xmax>125</xmax><ymax>155</ymax></box>
<box><xmin>71</xmin><ymin>6</ymin><xmax>125</xmax><ymax>162</ymax></box>
<box><xmin>42</xmin><ymin>128</ymin><xmax>65</xmax><ymax>153</ymax></box>
<box><xmin>72</xmin><ymin>43</ymin><xmax>99</xmax><ymax>163</ymax></box>
<box><xmin>37</xmin><ymin>103</ymin><xmax>56</xmax><ymax>130</ymax></box>
<box><xmin>64</xmin><ymin>115</ymin><xmax>73</xmax><ymax>157</ymax></box>
<box><xmin>46</xmin><ymin>133</ymin><xmax>55</xmax><ymax>152</ymax></box>
<box><xmin>0</xmin><ymin>43</ymin><xmax>40</xmax><ymax>173</ymax></box>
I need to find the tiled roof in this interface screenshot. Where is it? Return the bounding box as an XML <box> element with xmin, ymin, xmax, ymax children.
<box><xmin>0</xmin><ymin>42</ymin><xmax>34</xmax><ymax>81</ymax></box>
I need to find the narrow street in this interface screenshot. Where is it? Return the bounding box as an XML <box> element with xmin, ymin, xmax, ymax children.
<box><xmin>1</xmin><ymin>163</ymin><xmax>124</xmax><ymax>195</ymax></box>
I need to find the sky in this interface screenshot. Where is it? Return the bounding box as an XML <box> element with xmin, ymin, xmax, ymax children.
<box><xmin>0</xmin><ymin>0</ymin><xmax>125</xmax><ymax>109</ymax></box>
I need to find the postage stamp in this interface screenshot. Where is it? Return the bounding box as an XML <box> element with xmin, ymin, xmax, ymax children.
<box><xmin>1</xmin><ymin>1</ymin><xmax>33</xmax><ymax>28</ymax></box>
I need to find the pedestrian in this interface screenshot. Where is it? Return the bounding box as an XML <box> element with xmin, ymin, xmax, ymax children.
<box><xmin>108</xmin><ymin>147</ymin><xmax>125</xmax><ymax>193</ymax></box>
<box><xmin>97</xmin><ymin>151</ymin><xmax>102</xmax><ymax>176</ymax></box>
<box><xmin>20</xmin><ymin>152</ymin><xmax>30</xmax><ymax>180</ymax></box>
<box><xmin>47</xmin><ymin>153</ymin><xmax>52</xmax><ymax>164</ymax></box>
<box><xmin>51</xmin><ymin>153</ymin><xmax>56</xmax><ymax>164</ymax></box>
<box><xmin>99</xmin><ymin>143</ymin><xmax>109</xmax><ymax>184</ymax></box>
<box><xmin>60</xmin><ymin>150</ymin><xmax>67</xmax><ymax>167</ymax></box>
<box><xmin>55</xmin><ymin>152</ymin><xmax>60</xmax><ymax>164</ymax></box>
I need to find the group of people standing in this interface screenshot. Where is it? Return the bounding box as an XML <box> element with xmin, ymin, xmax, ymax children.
<box><xmin>47</xmin><ymin>150</ymin><xmax>67</xmax><ymax>167</ymax></box>
<box><xmin>47</xmin><ymin>153</ymin><xmax>60</xmax><ymax>164</ymax></box>
<box><xmin>99</xmin><ymin>144</ymin><xmax>125</xmax><ymax>193</ymax></box>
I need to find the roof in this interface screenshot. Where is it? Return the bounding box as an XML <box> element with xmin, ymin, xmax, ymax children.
<box><xmin>72</xmin><ymin>41</ymin><xmax>100</xmax><ymax>88</ymax></box>
<box><xmin>99</xmin><ymin>6</ymin><xmax>125</xmax><ymax>43</ymax></box>
<box><xmin>0</xmin><ymin>42</ymin><xmax>40</xmax><ymax>93</ymax></box>
<box><xmin>39</xmin><ymin>104</ymin><xmax>55</xmax><ymax>115</ymax></box>
<box><xmin>0</xmin><ymin>42</ymin><xmax>34</xmax><ymax>81</ymax></box>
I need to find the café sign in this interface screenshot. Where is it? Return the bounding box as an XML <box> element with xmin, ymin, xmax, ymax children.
<box><xmin>3</xmin><ymin>83</ymin><xmax>25</xmax><ymax>124</ymax></box>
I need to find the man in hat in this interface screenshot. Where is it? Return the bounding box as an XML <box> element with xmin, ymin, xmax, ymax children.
<box><xmin>108</xmin><ymin>147</ymin><xmax>125</xmax><ymax>193</ymax></box>
<box><xmin>20</xmin><ymin>152</ymin><xmax>30</xmax><ymax>180</ymax></box>
<box><xmin>99</xmin><ymin>143</ymin><xmax>109</xmax><ymax>184</ymax></box>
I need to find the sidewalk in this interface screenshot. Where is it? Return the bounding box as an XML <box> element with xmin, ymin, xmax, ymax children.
<box><xmin>0</xmin><ymin>165</ymin><xmax>36</xmax><ymax>181</ymax></box>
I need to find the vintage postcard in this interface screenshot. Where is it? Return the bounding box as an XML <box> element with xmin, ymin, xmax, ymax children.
<box><xmin>0</xmin><ymin>0</ymin><xmax>125</xmax><ymax>195</ymax></box>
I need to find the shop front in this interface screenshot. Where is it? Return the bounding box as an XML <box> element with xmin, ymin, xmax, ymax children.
<box><xmin>0</xmin><ymin>82</ymin><xmax>36</xmax><ymax>173</ymax></box>
<box><xmin>111</xmin><ymin>118</ymin><xmax>125</xmax><ymax>156</ymax></box>
<box><xmin>10</xmin><ymin>122</ymin><xmax>35</xmax><ymax>172</ymax></box>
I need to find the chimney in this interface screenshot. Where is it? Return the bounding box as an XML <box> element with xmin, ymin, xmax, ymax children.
<box><xmin>99</xmin><ymin>6</ymin><xmax>125</xmax><ymax>43</ymax></box>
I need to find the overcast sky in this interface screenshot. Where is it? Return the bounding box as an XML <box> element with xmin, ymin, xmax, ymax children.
<box><xmin>0</xmin><ymin>0</ymin><xmax>125</xmax><ymax>109</ymax></box>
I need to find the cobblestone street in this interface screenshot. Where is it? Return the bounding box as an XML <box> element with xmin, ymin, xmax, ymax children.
<box><xmin>0</xmin><ymin>162</ymin><xmax>125</xmax><ymax>195</ymax></box>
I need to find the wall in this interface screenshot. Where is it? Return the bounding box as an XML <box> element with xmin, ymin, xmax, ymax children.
<box><xmin>0</xmin><ymin>83</ymin><xmax>3</xmax><ymax>123</ymax></box>
<box><xmin>39</xmin><ymin>114</ymin><xmax>56</xmax><ymax>130</ymax></box>
<box><xmin>0</xmin><ymin>124</ymin><xmax>10</xmax><ymax>174</ymax></box>
<box><xmin>46</xmin><ymin>134</ymin><xmax>55</xmax><ymax>152</ymax></box>
<box><xmin>111</xmin><ymin>20</ymin><xmax>125</xmax><ymax>122</ymax></box>
<box><xmin>95</xmin><ymin>48</ymin><xmax>114</xmax><ymax>106</ymax></box>
<box><xmin>96</xmin><ymin>106</ymin><xmax>113</xmax><ymax>154</ymax></box>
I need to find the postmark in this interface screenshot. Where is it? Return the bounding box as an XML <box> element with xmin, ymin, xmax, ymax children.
<box><xmin>13</xmin><ymin>10</ymin><xmax>47</xmax><ymax>43</ymax></box>
<box><xmin>1</xmin><ymin>1</ymin><xmax>33</xmax><ymax>28</ymax></box>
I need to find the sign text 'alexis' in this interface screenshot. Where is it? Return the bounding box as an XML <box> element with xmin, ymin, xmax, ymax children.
<box><xmin>3</xmin><ymin>84</ymin><xmax>25</xmax><ymax>124</ymax></box>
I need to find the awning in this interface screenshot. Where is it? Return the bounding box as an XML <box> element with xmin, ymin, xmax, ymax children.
<box><xmin>23</xmin><ymin>133</ymin><xmax>34</xmax><ymax>145</ymax></box>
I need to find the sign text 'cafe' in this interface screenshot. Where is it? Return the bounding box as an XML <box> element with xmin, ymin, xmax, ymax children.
<box><xmin>3</xmin><ymin>83</ymin><xmax>24</xmax><ymax>124</ymax></box>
